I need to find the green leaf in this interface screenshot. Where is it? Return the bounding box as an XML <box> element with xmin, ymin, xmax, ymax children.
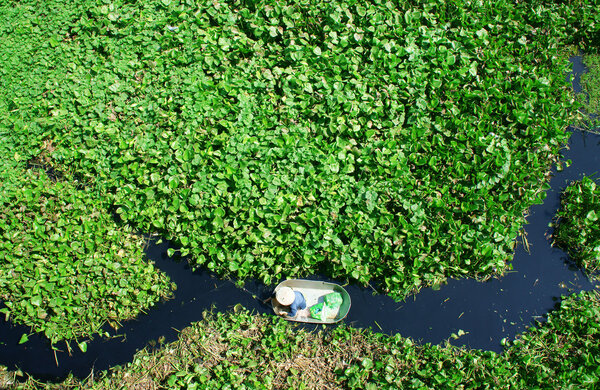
<box><xmin>586</xmin><ymin>210</ymin><xmax>598</xmax><ymax>221</ymax></box>
<box><xmin>31</xmin><ymin>296</ymin><xmax>42</xmax><ymax>307</ymax></box>
<box><xmin>361</xmin><ymin>358</ymin><xmax>374</xmax><ymax>369</ymax></box>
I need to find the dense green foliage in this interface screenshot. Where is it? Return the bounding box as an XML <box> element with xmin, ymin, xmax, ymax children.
<box><xmin>582</xmin><ymin>55</ymin><xmax>600</xmax><ymax>115</ymax></box>
<box><xmin>0</xmin><ymin>169</ymin><xmax>173</xmax><ymax>343</ymax></box>
<box><xmin>1</xmin><ymin>0</ymin><xmax>599</xmax><ymax>342</ymax></box>
<box><xmin>505</xmin><ymin>290</ymin><xmax>600</xmax><ymax>388</ymax></box>
<box><xmin>552</xmin><ymin>177</ymin><xmax>600</xmax><ymax>279</ymax></box>
<box><xmin>577</xmin><ymin>54</ymin><xmax>600</xmax><ymax>130</ymax></box>
<box><xmin>1</xmin><ymin>0</ymin><xmax>594</xmax><ymax>301</ymax></box>
<box><xmin>6</xmin><ymin>291</ymin><xmax>598</xmax><ymax>389</ymax></box>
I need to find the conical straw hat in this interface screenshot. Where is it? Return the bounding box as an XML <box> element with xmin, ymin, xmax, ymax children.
<box><xmin>276</xmin><ymin>287</ymin><xmax>295</xmax><ymax>306</ymax></box>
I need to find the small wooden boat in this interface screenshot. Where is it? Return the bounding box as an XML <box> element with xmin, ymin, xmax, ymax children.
<box><xmin>272</xmin><ymin>279</ymin><xmax>351</xmax><ymax>324</ymax></box>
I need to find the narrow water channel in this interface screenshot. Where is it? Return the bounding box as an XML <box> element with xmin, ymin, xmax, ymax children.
<box><xmin>1</xmin><ymin>57</ymin><xmax>598</xmax><ymax>380</ymax></box>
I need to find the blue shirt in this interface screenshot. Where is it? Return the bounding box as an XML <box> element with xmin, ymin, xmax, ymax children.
<box><xmin>288</xmin><ymin>291</ymin><xmax>306</xmax><ymax>317</ymax></box>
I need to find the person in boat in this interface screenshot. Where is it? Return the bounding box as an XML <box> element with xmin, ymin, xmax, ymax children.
<box><xmin>275</xmin><ymin>286</ymin><xmax>306</xmax><ymax>318</ymax></box>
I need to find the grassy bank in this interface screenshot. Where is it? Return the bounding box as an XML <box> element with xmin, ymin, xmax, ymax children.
<box><xmin>3</xmin><ymin>290</ymin><xmax>599</xmax><ymax>389</ymax></box>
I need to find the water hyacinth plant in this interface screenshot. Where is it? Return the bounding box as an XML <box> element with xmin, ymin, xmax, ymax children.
<box><xmin>576</xmin><ymin>54</ymin><xmax>600</xmax><ymax>131</ymax></box>
<box><xmin>1</xmin><ymin>0</ymin><xmax>600</xmax><ymax>341</ymax></box>
<box><xmin>3</xmin><ymin>0</ymin><xmax>583</xmax><ymax>300</ymax></box>
<box><xmin>552</xmin><ymin>176</ymin><xmax>600</xmax><ymax>279</ymax></box>
<box><xmin>0</xmin><ymin>169</ymin><xmax>174</xmax><ymax>344</ymax></box>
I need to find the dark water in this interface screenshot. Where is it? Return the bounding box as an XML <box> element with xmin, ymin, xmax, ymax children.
<box><xmin>1</xmin><ymin>57</ymin><xmax>599</xmax><ymax>380</ymax></box>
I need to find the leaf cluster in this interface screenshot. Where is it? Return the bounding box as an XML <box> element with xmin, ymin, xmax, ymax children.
<box><xmin>504</xmin><ymin>290</ymin><xmax>600</xmax><ymax>388</ymax></box>
<box><xmin>10</xmin><ymin>0</ymin><xmax>575</xmax><ymax>299</ymax></box>
<box><xmin>552</xmin><ymin>176</ymin><xmax>600</xmax><ymax>279</ymax></box>
<box><xmin>576</xmin><ymin>54</ymin><xmax>600</xmax><ymax>131</ymax></box>
<box><xmin>0</xmin><ymin>170</ymin><xmax>173</xmax><ymax>343</ymax></box>
<box><xmin>1</xmin><ymin>0</ymin><xmax>598</xmax><ymax>300</ymax></box>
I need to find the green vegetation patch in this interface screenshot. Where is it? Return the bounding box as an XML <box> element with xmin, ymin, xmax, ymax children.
<box><xmin>1</xmin><ymin>1</ymin><xmax>600</xmax><ymax>299</ymax></box>
<box><xmin>10</xmin><ymin>291</ymin><xmax>599</xmax><ymax>389</ymax></box>
<box><xmin>577</xmin><ymin>54</ymin><xmax>600</xmax><ymax>130</ymax></box>
<box><xmin>1</xmin><ymin>0</ymin><xmax>581</xmax><ymax>299</ymax></box>
<box><xmin>0</xmin><ymin>170</ymin><xmax>174</xmax><ymax>344</ymax></box>
<box><xmin>505</xmin><ymin>290</ymin><xmax>600</xmax><ymax>388</ymax></box>
<box><xmin>552</xmin><ymin>176</ymin><xmax>600</xmax><ymax>279</ymax></box>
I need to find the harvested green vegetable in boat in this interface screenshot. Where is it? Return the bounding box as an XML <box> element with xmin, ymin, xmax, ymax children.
<box><xmin>324</xmin><ymin>292</ymin><xmax>343</xmax><ymax>309</ymax></box>
<box><xmin>310</xmin><ymin>303</ymin><xmax>328</xmax><ymax>321</ymax></box>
